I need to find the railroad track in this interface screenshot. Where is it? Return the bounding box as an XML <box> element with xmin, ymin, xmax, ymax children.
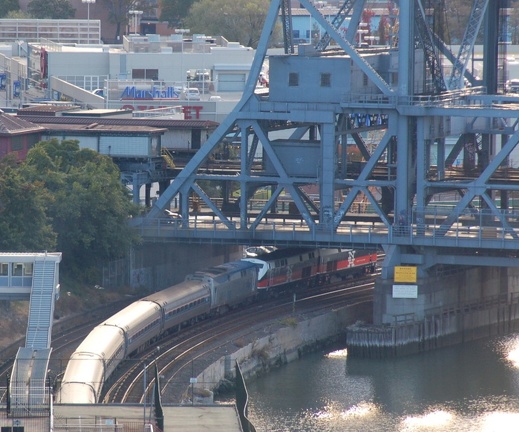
<box><xmin>0</xmin><ymin>297</ymin><xmax>135</xmax><ymax>403</ymax></box>
<box><xmin>104</xmin><ymin>274</ymin><xmax>378</xmax><ymax>405</ymax></box>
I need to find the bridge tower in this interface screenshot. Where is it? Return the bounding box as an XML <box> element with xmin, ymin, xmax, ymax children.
<box><xmin>143</xmin><ymin>1</ymin><xmax>519</xmax><ymax>317</ymax></box>
<box><xmin>149</xmin><ymin>0</ymin><xmax>519</xmax><ymax>271</ymax></box>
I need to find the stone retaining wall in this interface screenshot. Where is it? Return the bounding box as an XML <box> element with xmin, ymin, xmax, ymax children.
<box><xmin>188</xmin><ymin>302</ymin><xmax>372</xmax><ymax>403</ymax></box>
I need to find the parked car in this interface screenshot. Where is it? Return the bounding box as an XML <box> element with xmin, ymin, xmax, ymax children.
<box><xmin>181</xmin><ymin>88</ymin><xmax>201</xmax><ymax>101</ymax></box>
<box><xmin>162</xmin><ymin>209</ymin><xmax>183</xmax><ymax>225</ymax></box>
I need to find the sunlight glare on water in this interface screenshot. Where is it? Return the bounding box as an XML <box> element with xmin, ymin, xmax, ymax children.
<box><xmin>500</xmin><ymin>335</ymin><xmax>519</xmax><ymax>368</ymax></box>
<box><xmin>400</xmin><ymin>409</ymin><xmax>455</xmax><ymax>430</ymax></box>
<box><xmin>480</xmin><ymin>412</ymin><xmax>519</xmax><ymax>432</ymax></box>
<box><xmin>245</xmin><ymin>336</ymin><xmax>519</xmax><ymax>432</ymax></box>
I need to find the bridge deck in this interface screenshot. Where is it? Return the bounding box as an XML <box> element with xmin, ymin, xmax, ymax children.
<box><xmin>136</xmin><ymin>212</ymin><xmax>519</xmax><ymax>252</ymax></box>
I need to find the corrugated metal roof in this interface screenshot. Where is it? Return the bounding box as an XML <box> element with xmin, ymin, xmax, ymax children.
<box><xmin>40</xmin><ymin>122</ymin><xmax>167</xmax><ymax>133</ymax></box>
<box><xmin>17</xmin><ymin>104</ymin><xmax>81</xmax><ymax>114</ymax></box>
<box><xmin>17</xmin><ymin>115</ymin><xmax>219</xmax><ymax>130</ymax></box>
<box><xmin>0</xmin><ymin>112</ymin><xmax>46</xmax><ymax>136</ymax></box>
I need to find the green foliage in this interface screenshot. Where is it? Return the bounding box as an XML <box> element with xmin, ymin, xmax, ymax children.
<box><xmin>5</xmin><ymin>10</ymin><xmax>32</xmax><ymax>18</ymax></box>
<box><xmin>21</xmin><ymin>139</ymin><xmax>140</xmax><ymax>281</ymax></box>
<box><xmin>0</xmin><ymin>155</ymin><xmax>56</xmax><ymax>252</ymax></box>
<box><xmin>159</xmin><ymin>0</ymin><xmax>196</xmax><ymax>27</ymax></box>
<box><xmin>185</xmin><ymin>0</ymin><xmax>273</xmax><ymax>49</ymax></box>
<box><xmin>102</xmin><ymin>0</ymin><xmax>154</xmax><ymax>41</ymax></box>
<box><xmin>27</xmin><ymin>0</ymin><xmax>75</xmax><ymax>18</ymax></box>
<box><xmin>0</xmin><ymin>0</ymin><xmax>20</xmax><ymax>18</ymax></box>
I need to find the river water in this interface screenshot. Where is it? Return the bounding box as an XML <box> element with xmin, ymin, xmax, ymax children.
<box><xmin>244</xmin><ymin>335</ymin><xmax>519</xmax><ymax>432</ymax></box>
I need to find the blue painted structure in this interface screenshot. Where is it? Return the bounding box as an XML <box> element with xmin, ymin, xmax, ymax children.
<box><xmin>140</xmin><ymin>1</ymin><xmax>517</xmax><ymax>284</ymax></box>
<box><xmin>0</xmin><ymin>252</ymin><xmax>62</xmax><ymax>415</ymax></box>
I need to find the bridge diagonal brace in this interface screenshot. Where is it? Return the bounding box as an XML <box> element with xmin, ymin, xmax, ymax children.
<box><xmin>145</xmin><ymin>0</ymin><xmax>283</xmax><ymax>222</ymax></box>
<box><xmin>334</xmin><ymin>185</ymin><xmax>390</xmax><ymax>229</ymax></box>
<box><xmin>447</xmin><ymin>0</ymin><xmax>489</xmax><ymax>90</ymax></box>
<box><xmin>431</xmin><ymin>32</ymin><xmax>476</xmax><ymax>87</ymax></box>
<box><xmin>191</xmin><ymin>183</ymin><xmax>234</xmax><ymax>229</ymax></box>
<box><xmin>315</xmin><ymin>0</ymin><xmax>365</xmax><ymax>51</ymax></box>
<box><xmin>285</xmin><ymin>184</ymin><xmax>316</xmax><ymax>229</ymax></box>
<box><xmin>478</xmin><ymin>128</ymin><xmax>519</xmax><ymax>184</ymax></box>
<box><xmin>480</xmin><ymin>193</ymin><xmax>519</xmax><ymax>240</ymax></box>
<box><xmin>281</xmin><ymin>0</ymin><xmax>294</xmax><ymax>54</ymax></box>
<box><xmin>357</xmin><ymin>129</ymin><xmax>393</xmax><ymax>181</ymax></box>
<box><xmin>445</xmin><ymin>134</ymin><xmax>469</xmax><ymax>167</ymax></box>
<box><xmin>350</xmin><ymin>133</ymin><xmax>372</xmax><ymax>162</ymax></box>
<box><xmin>146</xmin><ymin>100</ymin><xmax>252</xmax><ymax>219</ymax></box>
<box><xmin>436</xmin><ymin>191</ymin><xmax>477</xmax><ymax>235</ymax></box>
<box><xmin>414</xmin><ymin>0</ymin><xmax>447</xmax><ymax>93</ymax></box>
<box><xmin>437</xmin><ymin>127</ymin><xmax>519</xmax><ymax>234</ymax></box>
<box><xmin>249</xmin><ymin>186</ymin><xmax>284</xmax><ymax>230</ymax></box>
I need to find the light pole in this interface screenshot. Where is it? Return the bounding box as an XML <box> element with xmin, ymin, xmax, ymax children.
<box><xmin>82</xmin><ymin>0</ymin><xmax>95</xmax><ymax>44</ymax></box>
<box><xmin>143</xmin><ymin>361</ymin><xmax>147</xmax><ymax>426</ymax></box>
<box><xmin>129</xmin><ymin>10</ymin><xmax>143</xmax><ymax>35</ymax></box>
<box><xmin>143</xmin><ymin>346</ymin><xmax>160</xmax><ymax>428</ymax></box>
<box><xmin>175</xmin><ymin>29</ymin><xmax>190</xmax><ymax>89</ymax></box>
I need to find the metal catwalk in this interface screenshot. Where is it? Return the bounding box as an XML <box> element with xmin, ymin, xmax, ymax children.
<box><xmin>141</xmin><ymin>0</ymin><xmax>519</xmax><ymax>277</ymax></box>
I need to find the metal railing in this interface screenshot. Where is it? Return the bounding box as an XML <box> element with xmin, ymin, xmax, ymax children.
<box><xmin>135</xmin><ymin>207</ymin><xmax>519</xmax><ymax>251</ymax></box>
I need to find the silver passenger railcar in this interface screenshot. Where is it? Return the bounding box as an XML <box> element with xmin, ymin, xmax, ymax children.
<box><xmin>58</xmin><ymin>259</ymin><xmax>261</xmax><ymax>404</ymax></box>
<box><xmin>103</xmin><ymin>300</ymin><xmax>162</xmax><ymax>355</ymax></box>
<box><xmin>143</xmin><ymin>279</ymin><xmax>211</xmax><ymax>334</ymax></box>
<box><xmin>57</xmin><ymin>325</ymin><xmax>125</xmax><ymax>404</ymax></box>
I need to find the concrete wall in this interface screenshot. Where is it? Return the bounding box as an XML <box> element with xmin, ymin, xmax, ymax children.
<box><xmin>187</xmin><ymin>302</ymin><xmax>372</xmax><ymax>403</ymax></box>
<box><xmin>129</xmin><ymin>242</ymin><xmax>243</xmax><ymax>293</ymax></box>
<box><xmin>374</xmin><ymin>266</ymin><xmax>518</xmax><ymax>325</ymax></box>
<box><xmin>345</xmin><ymin>266</ymin><xmax>519</xmax><ymax>358</ymax></box>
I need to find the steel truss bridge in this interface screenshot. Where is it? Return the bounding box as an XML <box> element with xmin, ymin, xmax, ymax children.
<box><xmin>137</xmin><ymin>0</ymin><xmax>519</xmax><ymax>279</ymax></box>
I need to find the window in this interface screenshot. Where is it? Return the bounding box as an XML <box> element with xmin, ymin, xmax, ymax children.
<box><xmin>0</xmin><ymin>263</ymin><xmax>7</xmax><ymax>275</ymax></box>
<box><xmin>293</xmin><ymin>30</ymin><xmax>300</xmax><ymax>38</ymax></box>
<box><xmin>27</xmin><ymin>135</ymin><xmax>40</xmax><ymax>150</ymax></box>
<box><xmin>24</xmin><ymin>263</ymin><xmax>33</xmax><ymax>276</ymax></box>
<box><xmin>289</xmin><ymin>72</ymin><xmax>299</xmax><ymax>87</ymax></box>
<box><xmin>132</xmin><ymin>69</ymin><xmax>159</xmax><ymax>80</ymax></box>
<box><xmin>10</xmin><ymin>136</ymin><xmax>23</xmax><ymax>151</ymax></box>
<box><xmin>363</xmin><ymin>73</ymin><xmax>368</xmax><ymax>86</ymax></box>
<box><xmin>321</xmin><ymin>73</ymin><xmax>331</xmax><ymax>87</ymax></box>
<box><xmin>12</xmin><ymin>263</ymin><xmax>23</xmax><ymax>276</ymax></box>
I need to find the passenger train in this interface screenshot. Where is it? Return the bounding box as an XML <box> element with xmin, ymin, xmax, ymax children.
<box><xmin>57</xmin><ymin>247</ymin><xmax>377</xmax><ymax>404</ymax></box>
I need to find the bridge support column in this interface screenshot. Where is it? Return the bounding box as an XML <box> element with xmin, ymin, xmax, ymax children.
<box><xmin>348</xmin><ymin>262</ymin><xmax>519</xmax><ymax>358</ymax></box>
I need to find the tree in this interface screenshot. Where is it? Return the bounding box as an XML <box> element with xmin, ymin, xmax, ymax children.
<box><xmin>102</xmin><ymin>0</ymin><xmax>154</xmax><ymax>42</ymax></box>
<box><xmin>0</xmin><ymin>0</ymin><xmax>19</xmax><ymax>18</ymax></box>
<box><xmin>22</xmin><ymin>139</ymin><xmax>140</xmax><ymax>280</ymax></box>
<box><xmin>0</xmin><ymin>155</ymin><xmax>56</xmax><ymax>252</ymax></box>
<box><xmin>509</xmin><ymin>1</ymin><xmax>519</xmax><ymax>45</ymax></box>
<box><xmin>6</xmin><ymin>10</ymin><xmax>32</xmax><ymax>18</ymax></box>
<box><xmin>185</xmin><ymin>0</ymin><xmax>272</xmax><ymax>49</ymax></box>
<box><xmin>443</xmin><ymin>0</ymin><xmax>473</xmax><ymax>44</ymax></box>
<box><xmin>159</xmin><ymin>0</ymin><xmax>196</xmax><ymax>28</ymax></box>
<box><xmin>27</xmin><ymin>0</ymin><xmax>75</xmax><ymax>18</ymax></box>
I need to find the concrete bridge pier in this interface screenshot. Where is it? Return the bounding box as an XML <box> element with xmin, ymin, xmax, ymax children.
<box><xmin>346</xmin><ymin>247</ymin><xmax>519</xmax><ymax>358</ymax></box>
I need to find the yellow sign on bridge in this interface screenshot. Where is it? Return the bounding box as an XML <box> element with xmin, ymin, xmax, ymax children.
<box><xmin>394</xmin><ymin>266</ymin><xmax>417</xmax><ymax>283</ymax></box>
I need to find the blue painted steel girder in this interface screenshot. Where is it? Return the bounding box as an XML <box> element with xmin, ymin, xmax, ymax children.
<box><xmin>138</xmin><ymin>0</ymin><xmax>519</xmax><ymax>272</ymax></box>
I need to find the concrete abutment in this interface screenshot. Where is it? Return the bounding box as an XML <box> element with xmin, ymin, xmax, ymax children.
<box><xmin>347</xmin><ymin>266</ymin><xmax>519</xmax><ymax>358</ymax></box>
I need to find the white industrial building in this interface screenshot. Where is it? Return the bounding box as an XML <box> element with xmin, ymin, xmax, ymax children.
<box><xmin>0</xmin><ymin>27</ymin><xmax>260</xmax><ymax>122</ymax></box>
